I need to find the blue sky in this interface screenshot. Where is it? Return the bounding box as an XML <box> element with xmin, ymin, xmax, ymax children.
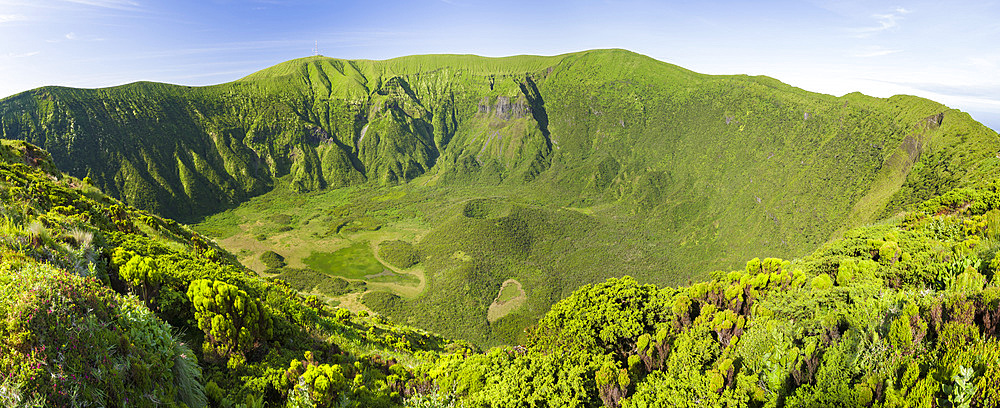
<box><xmin>1</xmin><ymin>0</ymin><xmax>998</xmax><ymax>130</ymax></box>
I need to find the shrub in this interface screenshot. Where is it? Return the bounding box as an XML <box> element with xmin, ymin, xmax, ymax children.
<box><xmin>810</xmin><ymin>274</ymin><xmax>834</xmax><ymax>290</ymax></box>
<box><xmin>117</xmin><ymin>253</ymin><xmax>166</xmax><ymax>303</ymax></box>
<box><xmin>260</xmin><ymin>250</ymin><xmax>286</xmax><ymax>269</ymax></box>
<box><xmin>187</xmin><ymin>279</ymin><xmax>273</xmax><ymax>356</ymax></box>
<box><xmin>0</xmin><ymin>262</ymin><xmax>197</xmax><ymax>407</ymax></box>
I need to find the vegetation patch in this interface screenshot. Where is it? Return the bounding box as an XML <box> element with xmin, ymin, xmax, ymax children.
<box><xmin>333</xmin><ymin>216</ymin><xmax>383</xmax><ymax>234</ymax></box>
<box><xmin>487</xmin><ymin>279</ymin><xmax>527</xmax><ymax>322</ymax></box>
<box><xmin>378</xmin><ymin>240</ymin><xmax>420</xmax><ymax>269</ymax></box>
<box><xmin>303</xmin><ymin>241</ymin><xmax>387</xmax><ymax>279</ymax></box>
<box><xmin>462</xmin><ymin>198</ymin><xmax>513</xmax><ymax>219</ymax></box>
<box><xmin>260</xmin><ymin>250</ymin><xmax>286</xmax><ymax>269</ymax></box>
<box><xmin>275</xmin><ymin>267</ymin><xmax>367</xmax><ymax>296</ymax></box>
<box><xmin>268</xmin><ymin>213</ymin><xmax>293</xmax><ymax>225</ymax></box>
<box><xmin>367</xmin><ymin>271</ymin><xmax>421</xmax><ymax>286</ymax></box>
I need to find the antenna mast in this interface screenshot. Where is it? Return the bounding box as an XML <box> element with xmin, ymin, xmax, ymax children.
<box><xmin>313</xmin><ymin>41</ymin><xmax>318</xmax><ymax>56</ymax></box>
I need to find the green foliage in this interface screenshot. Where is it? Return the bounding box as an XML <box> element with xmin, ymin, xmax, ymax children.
<box><xmin>811</xmin><ymin>273</ymin><xmax>834</xmax><ymax>290</ymax></box>
<box><xmin>187</xmin><ymin>279</ymin><xmax>273</xmax><ymax>357</ymax></box>
<box><xmin>173</xmin><ymin>340</ymin><xmax>208</xmax><ymax>408</ymax></box>
<box><xmin>403</xmin><ymin>391</ymin><xmax>459</xmax><ymax>408</ymax></box>
<box><xmin>260</xmin><ymin>250</ymin><xmax>286</xmax><ymax>269</ymax></box>
<box><xmin>945</xmin><ymin>366</ymin><xmax>976</xmax><ymax>408</ymax></box>
<box><xmin>0</xmin><ymin>261</ymin><xmax>203</xmax><ymax>407</ymax></box>
<box><xmin>428</xmin><ymin>349</ymin><xmax>601</xmax><ymax>408</ymax></box>
<box><xmin>379</xmin><ymin>240</ymin><xmax>420</xmax><ymax>269</ymax></box>
<box><xmin>529</xmin><ymin>276</ymin><xmax>667</xmax><ymax>355</ymax></box>
<box><xmin>8</xmin><ymin>50</ymin><xmax>1000</xmax><ymax>348</ymax></box>
<box><xmin>287</xmin><ymin>362</ymin><xmax>349</xmax><ymax>407</ymax></box>
<box><xmin>276</xmin><ymin>267</ymin><xmax>367</xmax><ymax>296</ymax></box>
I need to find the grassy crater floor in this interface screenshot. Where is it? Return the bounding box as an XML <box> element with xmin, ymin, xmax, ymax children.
<box><xmin>192</xmin><ymin>179</ymin><xmax>429</xmax><ymax>309</ymax></box>
<box><xmin>191</xmin><ymin>173</ymin><xmax>730</xmax><ymax>345</ymax></box>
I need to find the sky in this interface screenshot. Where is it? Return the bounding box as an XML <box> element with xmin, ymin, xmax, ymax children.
<box><xmin>1</xmin><ymin>0</ymin><xmax>998</xmax><ymax>131</ymax></box>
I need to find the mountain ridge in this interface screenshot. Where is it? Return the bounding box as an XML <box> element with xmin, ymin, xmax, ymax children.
<box><xmin>2</xmin><ymin>49</ymin><xmax>998</xmax><ymax>345</ymax></box>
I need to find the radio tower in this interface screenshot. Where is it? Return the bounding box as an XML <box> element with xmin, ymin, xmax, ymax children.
<box><xmin>313</xmin><ymin>41</ymin><xmax>319</xmax><ymax>56</ymax></box>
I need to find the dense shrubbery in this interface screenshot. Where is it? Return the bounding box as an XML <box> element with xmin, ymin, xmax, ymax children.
<box><xmin>261</xmin><ymin>250</ymin><xmax>287</xmax><ymax>269</ymax></box>
<box><xmin>188</xmin><ymin>279</ymin><xmax>273</xmax><ymax>357</ymax></box>
<box><xmin>0</xmin><ymin>141</ymin><xmax>450</xmax><ymax>407</ymax></box>
<box><xmin>408</xmin><ymin>181</ymin><xmax>1000</xmax><ymax>407</ymax></box>
<box><xmin>275</xmin><ymin>266</ymin><xmax>367</xmax><ymax>295</ymax></box>
<box><xmin>0</xmin><ymin>259</ymin><xmax>203</xmax><ymax>407</ymax></box>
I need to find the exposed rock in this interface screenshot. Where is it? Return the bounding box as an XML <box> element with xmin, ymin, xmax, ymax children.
<box><xmin>924</xmin><ymin>112</ymin><xmax>944</xmax><ymax>129</ymax></box>
<box><xmin>900</xmin><ymin>134</ymin><xmax>923</xmax><ymax>160</ymax></box>
<box><xmin>305</xmin><ymin>126</ymin><xmax>333</xmax><ymax>144</ymax></box>
<box><xmin>478</xmin><ymin>95</ymin><xmax>531</xmax><ymax>120</ymax></box>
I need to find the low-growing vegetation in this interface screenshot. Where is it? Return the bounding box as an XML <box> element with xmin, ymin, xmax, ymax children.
<box><xmin>304</xmin><ymin>241</ymin><xmax>387</xmax><ymax>279</ymax></box>
<box><xmin>379</xmin><ymin>240</ymin><xmax>421</xmax><ymax>269</ymax></box>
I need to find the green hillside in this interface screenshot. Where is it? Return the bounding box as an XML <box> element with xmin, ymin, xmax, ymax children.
<box><xmin>2</xmin><ymin>49</ymin><xmax>999</xmax><ymax>346</ymax></box>
<box><xmin>0</xmin><ymin>140</ymin><xmax>460</xmax><ymax>407</ymax></box>
<box><xmin>427</xmin><ymin>183</ymin><xmax>1000</xmax><ymax>407</ymax></box>
<box><xmin>5</xmin><ymin>138</ymin><xmax>1000</xmax><ymax>407</ymax></box>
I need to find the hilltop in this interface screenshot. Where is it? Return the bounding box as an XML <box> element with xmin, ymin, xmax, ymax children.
<box><xmin>2</xmin><ymin>49</ymin><xmax>998</xmax><ymax>345</ymax></box>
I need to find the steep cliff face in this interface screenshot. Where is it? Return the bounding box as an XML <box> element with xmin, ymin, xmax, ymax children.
<box><xmin>0</xmin><ymin>56</ymin><xmax>558</xmax><ymax>219</ymax></box>
<box><xmin>0</xmin><ymin>84</ymin><xmax>278</xmax><ymax>217</ymax></box>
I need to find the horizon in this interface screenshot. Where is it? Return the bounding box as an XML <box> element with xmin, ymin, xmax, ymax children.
<box><xmin>1</xmin><ymin>0</ymin><xmax>997</xmax><ymax>131</ymax></box>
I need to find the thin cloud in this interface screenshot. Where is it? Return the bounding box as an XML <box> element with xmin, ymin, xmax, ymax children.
<box><xmin>56</xmin><ymin>32</ymin><xmax>104</xmax><ymax>42</ymax></box>
<box><xmin>2</xmin><ymin>51</ymin><xmax>40</xmax><ymax>58</ymax></box>
<box><xmin>851</xmin><ymin>9</ymin><xmax>908</xmax><ymax>38</ymax></box>
<box><xmin>165</xmin><ymin>69</ymin><xmax>260</xmax><ymax>81</ymax></box>
<box><xmin>967</xmin><ymin>55</ymin><xmax>1000</xmax><ymax>71</ymax></box>
<box><xmin>879</xmin><ymin>81</ymin><xmax>1000</xmax><ymax>100</ymax></box>
<box><xmin>852</xmin><ymin>46</ymin><xmax>902</xmax><ymax>58</ymax></box>
<box><xmin>0</xmin><ymin>14</ymin><xmax>27</xmax><ymax>23</ymax></box>
<box><xmin>63</xmin><ymin>0</ymin><xmax>138</xmax><ymax>7</ymax></box>
<box><xmin>61</xmin><ymin>0</ymin><xmax>140</xmax><ymax>10</ymax></box>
